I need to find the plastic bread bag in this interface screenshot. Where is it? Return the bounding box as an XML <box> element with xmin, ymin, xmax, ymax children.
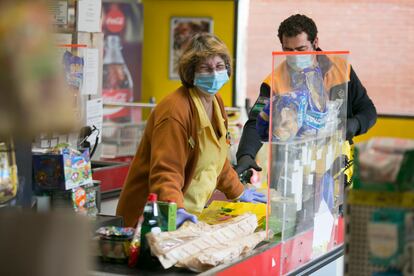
<box><xmin>297</xmin><ymin>67</ymin><xmax>328</xmax><ymax>137</ymax></box>
<box><xmin>303</xmin><ymin>67</ymin><xmax>327</xmax><ymax>112</ymax></box>
<box><xmin>256</xmin><ymin>89</ymin><xmax>312</xmax><ymax>142</ymax></box>
<box><xmin>178</xmin><ymin>230</ymin><xmax>268</xmax><ymax>272</ymax></box>
<box><xmin>319</xmin><ymin>99</ymin><xmax>343</xmax><ymax>136</ymax></box>
<box><xmin>256</xmin><ymin>91</ymin><xmax>302</xmax><ymax>142</ymax></box>
<box><xmin>257</xmin><ymin>67</ymin><xmax>328</xmax><ymax>142</ymax></box>
<box><xmin>146</xmin><ymin>214</ymin><xmax>259</xmax><ymax>269</ymax></box>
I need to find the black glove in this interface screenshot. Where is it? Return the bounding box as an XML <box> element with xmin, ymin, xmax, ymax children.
<box><xmin>234</xmin><ymin>155</ymin><xmax>262</xmax><ymax>175</ymax></box>
<box><xmin>346</xmin><ymin>118</ymin><xmax>360</xmax><ymax>141</ymax></box>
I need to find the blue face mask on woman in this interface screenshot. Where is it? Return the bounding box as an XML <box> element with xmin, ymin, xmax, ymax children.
<box><xmin>194</xmin><ymin>70</ymin><xmax>229</xmax><ymax>95</ymax></box>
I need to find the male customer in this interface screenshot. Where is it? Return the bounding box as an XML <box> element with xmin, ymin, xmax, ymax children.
<box><xmin>235</xmin><ymin>14</ymin><xmax>377</xmax><ymax>182</ymax></box>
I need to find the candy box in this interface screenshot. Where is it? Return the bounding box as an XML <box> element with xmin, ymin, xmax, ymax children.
<box><xmin>33</xmin><ymin>147</ymin><xmax>93</xmax><ymax>191</ymax></box>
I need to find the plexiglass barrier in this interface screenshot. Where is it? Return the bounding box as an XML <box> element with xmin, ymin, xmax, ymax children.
<box><xmin>263</xmin><ymin>51</ymin><xmax>349</xmax><ymax>274</ymax></box>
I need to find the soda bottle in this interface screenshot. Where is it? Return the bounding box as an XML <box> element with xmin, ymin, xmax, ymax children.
<box><xmin>139</xmin><ymin>193</ymin><xmax>162</xmax><ymax>265</ymax></box>
<box><xmin>102</xmin><ymin>35</ymin><xmax>133</xmax><ymax>123</ymax></box>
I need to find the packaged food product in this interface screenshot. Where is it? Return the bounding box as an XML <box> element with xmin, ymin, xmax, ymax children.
<box><xmin>256</xmin><ymin>67</ymin><xmax>329</xmax><ymax>142</ymax></box>
<box><xmin>96</xmin><ymin>226</ymin><xmax>135</xmax><ymax>263</ymax></box>
<box><xmin>0</xmin><ymin>141</ymin><xmax>18</xmax><ymax>204</ymax></box>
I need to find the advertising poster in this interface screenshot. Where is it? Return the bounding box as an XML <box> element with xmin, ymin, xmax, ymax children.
<box><xmin>169</xmin><ymin>17</ymin><xmax>213</xmax><ymax>79</ymax></box>
<box><xmin>102</xmin><ymin>1</ymin><xmax>143</xmax><ymax>122</ymax></box>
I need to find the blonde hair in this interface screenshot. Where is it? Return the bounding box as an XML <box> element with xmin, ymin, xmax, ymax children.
<box><xmin>178</xmin><ymin>33</ymin><xmax>232</xmax><ymax>88</ymax></box>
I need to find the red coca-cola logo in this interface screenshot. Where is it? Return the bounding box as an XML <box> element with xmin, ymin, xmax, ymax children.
<box><xmin>103</xmin><ymin>89</ymin><xmax>131</xmax><ymax>102</ymax></box>
<box><xmin>104</xmin><ymin>4</ymin><xmax>125</xmax><ymax>33</ymax></box>
<box><xmin>103</xmin><ymin>89</ymin><xmax>132</xmax><ymax>119</ymax></box>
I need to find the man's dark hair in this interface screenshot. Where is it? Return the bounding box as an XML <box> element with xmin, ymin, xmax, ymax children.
<box><xmin>277</xmin><ymin>14</ymin><xmax>318</xmax><ymax>44</ymax></box>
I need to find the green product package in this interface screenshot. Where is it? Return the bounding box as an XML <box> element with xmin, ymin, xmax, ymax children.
<box><xmin>158</xmin><ymin>201</ymin><xmax>177</xmax><ymax>232</ymax></box>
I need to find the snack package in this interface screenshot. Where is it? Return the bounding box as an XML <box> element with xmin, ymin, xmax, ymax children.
<box><xmin>96</xmin><ymin>226</ymin><xmax>135</xmax><ymax>263</ymax></box>
<box><xmin>198</xmin><ymin>201</ymin><xmax>266</xmax><ymax>228</ymax></box>
<box><xmin>128</xmin><ymin>224</ymin><xmax>141</xmax><ymax>267</ymax></box>
<box><xmin>32</xmin><ymin>145</ymin><xmax>93</xmax><ymax>191</ymax></box>
<box><xmin>0</xmin><ymin>140</ymin><xmax>18</xmax><ymax>204</ymax></box>
<box><xmin>256</xmin><ymin>67</ymin><xmax>329</xmax><ymax>142</ymax></box>
<box><xmin>71</xmin><ymin>183</ymin><xmax>98</xmax><ymax>216</ymax></box>
<box><xmin>63</xmin><ymin>51</ymin><xmax>84</xmax><ymax>90</ymax></box>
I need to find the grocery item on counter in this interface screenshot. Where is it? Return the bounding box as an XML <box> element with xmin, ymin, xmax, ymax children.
<box><xmin>158</xmin><ymin>201</ymin><xmax>177</xmax><ymax>232</ymax></box>
<box><xmin>180</xmin><ymin>231</ymin><xmax>267</xmax><ymax>272</ymax></box>
<box><xmin>128</xmin><ymin>224</ymin><xmax>141</xmax><ymax>268</ymax></box>
<box><xmin>128</xmin><ymin>200</ymin><xmax>175</xmax><ymax>268</ymax></box>
<box><xmin>97</xmin><ymin>226</ymin><xmax>135</xmax><ymax>237</ymax></box>
<box><xmin>139</xmin><ymin>193</ymin><xmax>163</xmax><ymax>265</ymax></box>
<box><xmin>0</xmin><ymin>141</ymin><xmax>18</xmax><ymax>205</ymax></box>
<box><xmin>96</xmin><ymin>226</ymin><xmax>135</xmax><ymax>263</ymax></box>
<box><xmin>198</xmin><ymin>200</ymin><xmax>266</xmax><ymax>229</ymax></box>
<box><xmin>146</xmin><ymin>213</ymin><xmax>266</xmax><ymax>270</ymax></box>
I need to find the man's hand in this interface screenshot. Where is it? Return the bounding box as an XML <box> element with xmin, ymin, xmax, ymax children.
<box><xmin>176</xmin><ymin>208</ymin><xmax>198</xmax><ymax>228</ymax></box>
<box><xmin>234</xmin><ymin>155</ymin><xmax>262</xmax><ymax>175</ymax></box>
<box><xmin>346</xmin><ymin>118</ymin><xmax>360</xmax><ymax>141</ymax></box>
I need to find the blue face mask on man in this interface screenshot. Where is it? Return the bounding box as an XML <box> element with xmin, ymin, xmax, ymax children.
<box><xmin>194</xmin><ymin>70</ymin><xmax>229</xmax><ymax>95</ymax></box>
<box><xmin>286</xmin><ymin>54</ymin><xmax>315</xmax><ymax>70</ymax></box>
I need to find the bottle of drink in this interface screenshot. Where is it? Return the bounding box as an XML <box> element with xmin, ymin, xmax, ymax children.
<box><xmin>139</xmin><ymin>193</ymin><xmax>162</xmax><ymax>265</ymax></box>
<box><xmin>102</xmin><ymin>35</ymin><xmax>133</xmax><ymax>123</ymax></box>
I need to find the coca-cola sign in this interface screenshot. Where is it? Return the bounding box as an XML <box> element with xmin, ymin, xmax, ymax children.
<box><xmin>104</xmin><ymin>4</ymin><xmax>125</xmax><ymax>33</ymax></box>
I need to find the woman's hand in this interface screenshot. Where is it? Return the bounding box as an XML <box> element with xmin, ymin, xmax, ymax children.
<box><xmin>239</xmin><ymin>188</ymin><xmax>267</xmax><ymax>204</ymax></box>
<box><xmin>176</xmin><ymin>208</ymin><xmax>198</xmax><ymax>228</ymax></box>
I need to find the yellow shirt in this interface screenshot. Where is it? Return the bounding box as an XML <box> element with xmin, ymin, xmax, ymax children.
<box><xmin>184</xmin><ymin>89</ymin><xmax>230</xmax><ymax>214</ymax></box>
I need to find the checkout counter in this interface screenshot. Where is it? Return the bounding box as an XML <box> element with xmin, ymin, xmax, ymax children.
<box><xmin>91</xmin><ymin>50</ymin><xmax>348</xmax><ymax>275</ymax></box>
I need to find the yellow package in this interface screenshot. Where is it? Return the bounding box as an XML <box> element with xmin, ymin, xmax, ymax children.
<box><xmin>199</xmin><ymin>201</ymin><xmax>266</xmax><ymax>228</ymax></box>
